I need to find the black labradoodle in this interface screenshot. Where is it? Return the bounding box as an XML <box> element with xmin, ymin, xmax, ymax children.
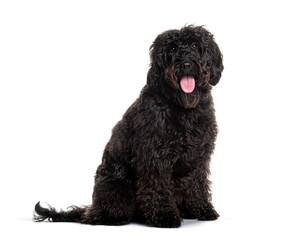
<box><xmin>34</xmin><ymin>25</ymin><xmax>224</xmax><ymax>228</ymax></box>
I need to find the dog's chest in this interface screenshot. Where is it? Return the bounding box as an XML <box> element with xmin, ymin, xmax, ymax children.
<box><xmin>132</xmin><ymin>102</ymin><xmax>209</xmax><ymax>167</ymax></box>
<box><xmin>158</xmin><ymin>109</ymin><xmax>205</xmax><ymax>160</ymax></box>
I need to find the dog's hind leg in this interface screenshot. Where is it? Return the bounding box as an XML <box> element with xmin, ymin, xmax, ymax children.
<box><xmin>81</xmin><ymin>178</ymin><xmax>135</xmax><ymax>225</ymax></box>
<box><xmin>79</xmin><ymin>115</ymin><xmax>136</xmax><ymax>225</ymax></box>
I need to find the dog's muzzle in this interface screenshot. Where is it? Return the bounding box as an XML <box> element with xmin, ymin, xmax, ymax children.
<box><xmin>178</xmin><ymin>61</ymin><xmax>196</xmax><ymax>93</ymax></box>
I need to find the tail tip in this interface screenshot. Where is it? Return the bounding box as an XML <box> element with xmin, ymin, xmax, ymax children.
<box><xmin>33</xmin><ymin>201</ymin><xmax>53</xmax><ymax>222</ymax></box>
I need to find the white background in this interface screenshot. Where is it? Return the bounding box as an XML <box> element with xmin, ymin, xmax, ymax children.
<box><xmin>1</xmin><ymin>0</ymin><xmax>299</xmax><ymax>239</ymax></box>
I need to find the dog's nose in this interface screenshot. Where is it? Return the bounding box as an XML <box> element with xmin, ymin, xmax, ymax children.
<box><xmin>182</xmin><ymin>62</ymin><xmax>191</xmax><ymax>69</ymax></box>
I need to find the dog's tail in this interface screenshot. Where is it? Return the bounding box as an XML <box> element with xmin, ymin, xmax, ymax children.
<box><xmin>33</xmin><ymin>201</ymin><xmax>86</xmax><ymax>223</ymax></box>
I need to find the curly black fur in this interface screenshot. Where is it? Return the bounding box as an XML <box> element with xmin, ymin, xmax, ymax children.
<box><xmin>34</xmin><ymin>25</ymin><xmax>223</xmax><ymax>228</ymax></box>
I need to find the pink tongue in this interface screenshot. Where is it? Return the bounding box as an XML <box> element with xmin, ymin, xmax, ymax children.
<box><xmin>180</xmin><ymin>76</ymin><xmax>195</xmax><ymax>93</ymax></box>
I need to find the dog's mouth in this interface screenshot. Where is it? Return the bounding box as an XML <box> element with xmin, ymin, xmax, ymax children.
<box><xmin>179</xmin><ymin>75</ymin><xmax>195</xmax><ymax>93</ymax></box>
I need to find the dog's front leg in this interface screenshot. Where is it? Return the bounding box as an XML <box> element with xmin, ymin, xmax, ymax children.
<box><xmin>135</xmin><ymin>165</ymin><xmax>182</xmax><ymax>228</ymax></box>
<box><xmin>183</xmin><ymin>160</ymin><xmax>219</xmax><ymax>221</ymax></box>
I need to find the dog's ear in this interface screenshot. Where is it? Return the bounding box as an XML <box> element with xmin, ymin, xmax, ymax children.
<box><xmin>149</xmin><ymin>35</ymin><xmax>166</xmax><ymax>70</ymax></box>
<box><xmin>194</xmin><ymin>26</ymin><xmax>224</xmax><ymax>86</ymax></box>
<box><xmin>207</xmin><ymin>38</ymin><xmax>224</xmax><ymax>86</ymax></box>
<box><xmin>147</xmin><ymin>35</ymin><xmax>165</xmax><ymax>86</ymax></box>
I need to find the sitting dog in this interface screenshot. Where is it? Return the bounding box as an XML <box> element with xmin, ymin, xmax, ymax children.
<box><xmin>34</xmin><ymin>25</ymin><xmax>223</xmax><ymax>228</ymax></box>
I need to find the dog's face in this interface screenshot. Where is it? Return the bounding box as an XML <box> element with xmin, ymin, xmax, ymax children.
<box><xmin>148</xmin><ymin>26</ymin><xmax>223</xmax><ymax>108</ymax></box>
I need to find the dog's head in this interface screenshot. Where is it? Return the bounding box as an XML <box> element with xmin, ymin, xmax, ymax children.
<box><xmin>147</xmin><ymin>25</ymin><xmax>223</xmax><ymax>108</ymax></box>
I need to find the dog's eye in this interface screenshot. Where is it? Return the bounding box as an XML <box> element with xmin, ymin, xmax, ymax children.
<box><xmin>191</xmin><ymin>43</ymin><xmax>199</xmax><ymax>50</ymax></box>
<box><xmin>169</xmin><ymin>46</ymin><xmax>177</xmax><ymax>53</ymax></box>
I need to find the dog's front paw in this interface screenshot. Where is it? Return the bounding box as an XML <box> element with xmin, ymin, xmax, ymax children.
<box><xmin>149</xmin><ymin>210</ymin><xmax>182</xmax><ymax>228</ymax></box>
<box><xmin>198</xmin><ymin>207</ymin><xmax>219</xmax><ymax>221</ymax></box>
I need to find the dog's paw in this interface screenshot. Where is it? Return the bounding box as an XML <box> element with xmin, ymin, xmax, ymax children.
<box><xmin>149</xmin><ymin>210</ymin><xmax>182</xmax><ymax>228</ymax></box>
<box><xmin>198</xmin><ymin>207</ymin><xmax>219</xmax><ymax>221</ymax></box>
<box><xmin>81</xmin><ymin>210</ymin><xmax>131</xmax><ymax>226</ymax></box>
